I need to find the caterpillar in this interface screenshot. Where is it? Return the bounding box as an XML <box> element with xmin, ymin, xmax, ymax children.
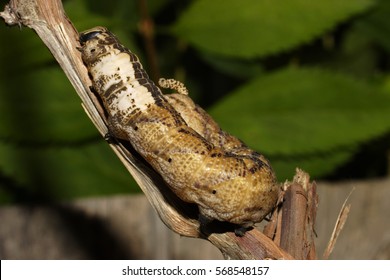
<box><xmin>79</xmin><ymin>26</ymin><xmax>279</xmax><ymax>234</ymax></box>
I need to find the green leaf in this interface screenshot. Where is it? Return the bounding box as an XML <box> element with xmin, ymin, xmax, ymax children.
<box><xmin>209</xmin><ymin>67</ymin><xmax>390</xmax><ymax>178</ymax></box>
<box><xmin>271</xmin><ymin>148</ymin><xmax>357</xmax><ymax>180</ymax></box>
<box><xmin>65</xmin><ymin>0</ymin><xmax>141</xmax><ymax>56</ymax></box>
<box><xmin>200</xmin><ymin>52</ymin><xmax>264</xmax><ymax>79</ymax></box>
<box><xmin>0</xmin><ymin>23</ymin><xmax>99</xmax><ymax>144</ymax></box>
<box><xmin>0</xmin><ymin>67</ymin><xmax>97</xmax><ymax>143</ymax></box>
<box><xmin>64</xmin><ymin>0</ymin><xmax>113</xmax><ymax>32</ymax></box>
<box><xmin>172</xmin><ymin>0</ymin><xmax>374</xmax><ymax>58</ymax></box>
<box><xmin>354</xmin><ymin>0</ymin><xmax>390</xmax><ymax>52</ymax></box>
<box><xmin>0</xmin><ymin>28</ymin><xmax>54</xmax><ymax>71</ymax></box>
<box><xmin>0</xmin><ymin>140</ymin><xmax>138</xmax><ymax>203</ymax></box>
<box><xmin>0</xmin><ymin>4</ymin><xmax>146</xmax><ymax>204</ymax></box>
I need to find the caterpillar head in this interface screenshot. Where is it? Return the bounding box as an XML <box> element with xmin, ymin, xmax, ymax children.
<box><xmin>79</xmin><ymin>26</ymin><xmax>120</xmax><ymax>67</ymax></box>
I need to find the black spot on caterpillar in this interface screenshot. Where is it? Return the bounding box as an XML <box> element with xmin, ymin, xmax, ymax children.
<box><xmin>79</xmin><ymin>26</ymin><xmax>280</xmax><ymax>233</ymax></box>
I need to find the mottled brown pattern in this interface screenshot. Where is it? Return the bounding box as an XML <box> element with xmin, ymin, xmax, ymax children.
<box><xmin>79</xmin><ymin>26</ymin><xmax>280</xmax><ymax>228</ymax></box>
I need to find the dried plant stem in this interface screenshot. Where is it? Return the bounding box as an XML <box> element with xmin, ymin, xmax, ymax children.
<box><xmin>1</xmin><ymin>0</ymin><xmax>344</xmax><ymax>260</ymax></box>
<box><xmin>322</xmin><ymin>189</ymin><xmax>353</xmax><ymax>259</ymax></box>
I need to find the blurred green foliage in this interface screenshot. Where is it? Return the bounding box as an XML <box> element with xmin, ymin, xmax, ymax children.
<box><xmin>0</xmin><ymin>0</ymin><xmax>389</xmax><ymax>204</ymax></box>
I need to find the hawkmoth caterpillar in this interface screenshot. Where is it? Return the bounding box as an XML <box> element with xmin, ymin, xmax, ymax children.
<box><xmin>79</xmin><ymin>26</ymin><xmax>279</xmax><ymax>234</ymax></box>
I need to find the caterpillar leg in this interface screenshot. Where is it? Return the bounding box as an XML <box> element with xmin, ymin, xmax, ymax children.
<box><xmin>198</xmin><ymin>213</ymin><xmax>252</xmax><ymax>237</ymax></box>
<box><xmin>104</xmin><ymin>132</ymin><xmax>116</xmax><ymax>144</ymax></box>
<box><xmin>198</xmin><ymin>214</ymin><xmax>214</xmax><ymax>236</ymax></box>
<box><xmin>234</xmin><ymin>226</ymin><xmax>252</xmax><ymax>237</ymax></box>
<box><xmin>105</xmin><ymin>115</ymin><xmax>130</xmax><ymax>141</ymax></box>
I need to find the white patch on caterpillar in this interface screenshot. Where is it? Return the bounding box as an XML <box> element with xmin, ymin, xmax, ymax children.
<box><xmin>90</xmin><ymin>50</ymin><xmax>156</xmax><ymax>114</ymax></box>
<box><xmin>116</xmin><ymin>83</ymin><xmax>155</xmax><ymax>112</ymax></box>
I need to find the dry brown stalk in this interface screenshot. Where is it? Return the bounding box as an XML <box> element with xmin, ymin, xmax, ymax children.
<box><xmin>322</xmin><ymin>189</ymin><xmax>352</xmax><ymax>259</ymax></box>
<box><xmin>1</xmin><ymin>0</ymin><xmax>344</xmax><ymax>260</ymax></box>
